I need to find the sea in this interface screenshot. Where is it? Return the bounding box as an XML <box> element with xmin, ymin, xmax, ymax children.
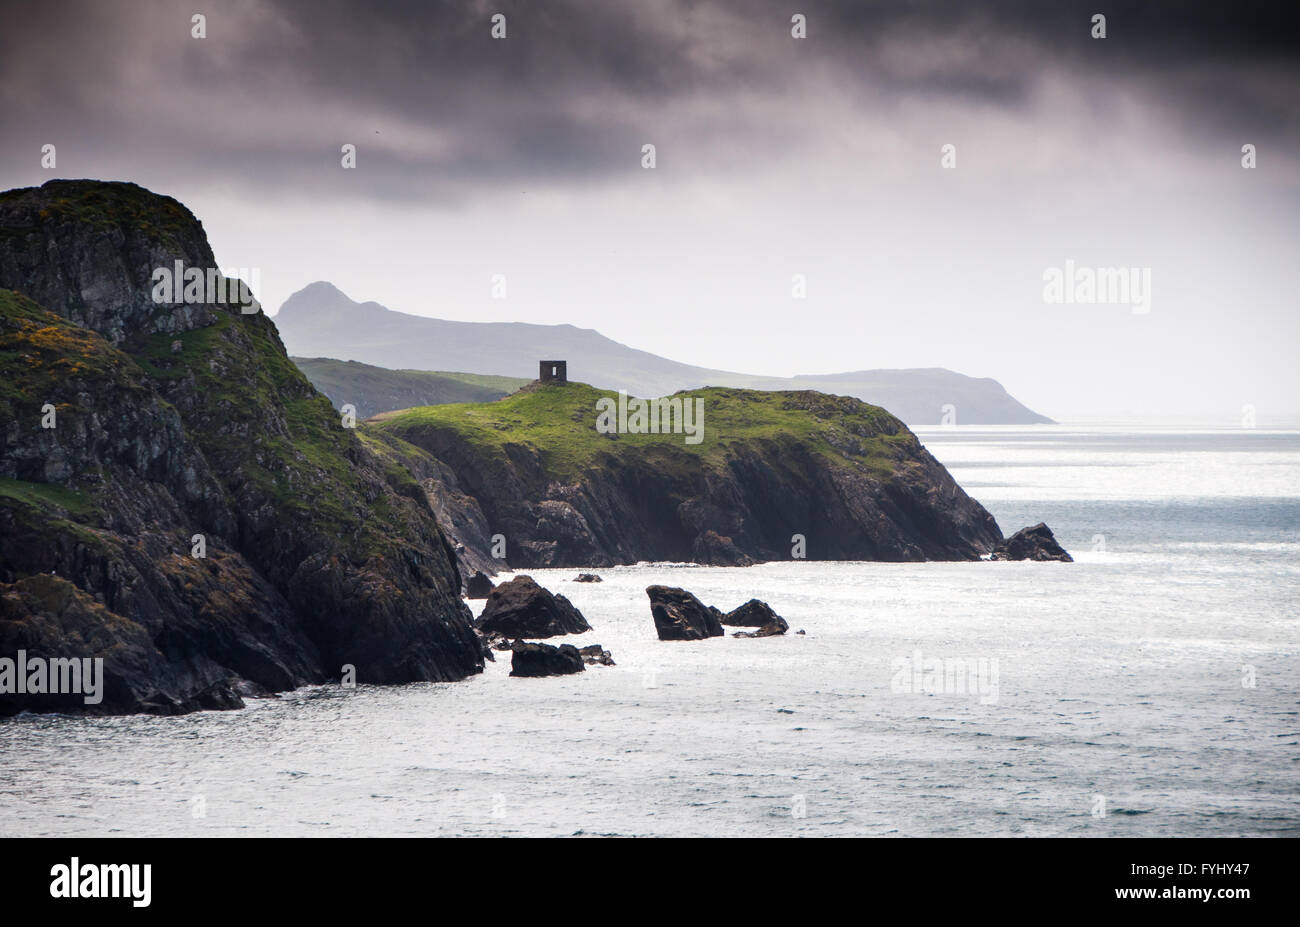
<box><xmin>1</xmin><ymin>426</ymin><xmax>1297</xmax><ymax>837</ymax></box>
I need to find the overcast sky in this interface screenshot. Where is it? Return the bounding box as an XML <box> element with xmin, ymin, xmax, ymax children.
<box><xmin>2</xmin><ymin>0</ymin><xmax>1297</xmax><ymax>423</ymax></box>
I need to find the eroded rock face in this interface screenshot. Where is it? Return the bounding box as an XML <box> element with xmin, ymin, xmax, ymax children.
<box><xmin>0</xmin><ymin>180</ymin><xmax>484</xmax><ymax>715</ymax></box>
<box><xmin>465</xmin><ymin>571</ymin><xmax>494</xmax><ymax>598</ymax></box>
<box><xmin>691</xmin><ymin>530</ymin><xmax>755</xmax><ymax>567</ymax></box>
<box><xmin>509</xmin><ymin>641</ymin><xmax>585</xmax><ymax>677</ymax></box>
<box><xmin>991</xmin><ymin>523</ymin><xmax>1073</xmax><ymax>562</ymax></box>
<box><xmin>646</xmin><ymin>585</ymin><xmax>725</xmax><ymax>641</ymax></box>
<box><xmin>0</xmin><ymin>182</ymin><xmax>226</xmax><ymax>346</ymax></box>
<box><xmin>475</xmin><ymin>575</ymin><xmax>591</xmax><ymax>639</ymax></box>
<box><xmin>381</xmin><ymin>388</ymin><xmax>1005</xmax><ymax>572</ymax></box>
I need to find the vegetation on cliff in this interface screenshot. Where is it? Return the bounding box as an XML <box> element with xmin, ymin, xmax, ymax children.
<box><xmin>370</xmin><ymin>381</ymin><xmax>1004</xmax><ymax>568</ymax></box>
<box><xmin>291</xmin><ymin>356</ymin><xmax>526</xmax><ymax>420</ymax></box>
<box><xmin>0</xmin><ymin>181</ymin><xmax>483</xmax><ymax>716</ymax></box>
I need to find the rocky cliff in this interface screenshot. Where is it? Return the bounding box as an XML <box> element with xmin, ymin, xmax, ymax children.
<box><xmin>369</xmin><ymin>381</ymin><xmax>1004</xmax><ymax>570</ymax></box>
<box><xmin>0</xmin><ymin>180</ymin><xmax>483</xmax><ymax>716</ymax></box>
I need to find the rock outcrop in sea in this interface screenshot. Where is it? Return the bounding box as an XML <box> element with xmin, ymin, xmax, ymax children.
<box><xmin>991</xmin><ymin>523</ymin><xmax>1073</xmax><ymax>562</ymax></box>
<box><xmin>646</xmin><ymin>586</ymin><xmax>726</xmax><ymax>641</ymax></box>
<box><xmin>578</xmin><ymin>643</ymin><xmax>615</xmax><ymax>666</ymax></box>
<box><xmin>474</xmin><ymin>575</ymin><xmax>592</xmax><ymax>638</ymax></box>
<box><xmin>509</xmin><ymin>641</ymin><xmax>585</xmax><ymax>677</ymax></box>
<box><xmin>722</xmin><ymin>599</ymin><xmax>789</xmax><ymax>637</ymax></box>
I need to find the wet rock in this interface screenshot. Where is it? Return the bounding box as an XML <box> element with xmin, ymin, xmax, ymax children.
<box><xmin>476</xmin><ymin>575</ymin><xmax>592</xmax><ymax>638</ymax></box>
<box><xmin>720</xmin><ymin>598</ymin><xmax>788</xmax><ymax>636</ymax></box>
<box><xmin>573</xmin><ymin>573</ymin><xmax>603</xmax><ymax>583</ymax></box>
<box><xmin>722</xmin><ymin>598</ymin><xmax>786</xmax><ymax>628</ymax></box>
<box><xmin>578</xmin><ymin>644</ymin><xmax>615</xmax><ymax>666</ymax></box>
<box><xmin>473</xmin><ymin>630</ymin><xmax>510</xmax><ymax>661</ymax></box>
<box><xmin>646</xmin><ymin>585</ymin><xmax>725</xmax><ymax>641</ymax></box>
<box><xmin>732</xmin><ymin>622</ymin><xmax>788</xmax><ymax>638</ymax></box>
<box><xmin>465</xmin><ymin>570</ymin><xmax>495</xmax><ymax>598</ymax></box>
<box><xmin>690</xmin><ymin>529</ymin><xmax>755</xmax><ymax>567</ymax></box>
<box><xmin>990</xmin><ymin>523</ymin><xmax>1073</xmax><ymax>562</ymax></box>
<box><xmin>509</xmin><ymin>641</ymin><xmax>585</xmax><ymax>677</ymax></box>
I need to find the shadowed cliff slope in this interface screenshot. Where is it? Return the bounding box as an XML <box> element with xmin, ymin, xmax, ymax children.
<box><xmin>291</xmin><ymin>356</ymin><xmax>526</xmax><ymax>420</ymax></box>
<box><xmin>0</xmin><ymin>180</ymin><xmax>483</xmax><ymax>715</ymax></box>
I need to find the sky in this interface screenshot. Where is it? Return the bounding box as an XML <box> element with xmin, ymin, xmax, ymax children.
<box><xmin>1</xmin><ymin>0</ymin><xmax>1297</xmax><ymax>423</ymax></box>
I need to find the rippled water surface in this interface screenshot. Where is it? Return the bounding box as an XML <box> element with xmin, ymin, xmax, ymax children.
<box><xmin>2</xmin><ymin>427</ymin><xmax>1297</xmax><ymax>836</ymax></box>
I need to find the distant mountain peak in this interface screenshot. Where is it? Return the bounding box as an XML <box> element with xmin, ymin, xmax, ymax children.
<box><xmin>272</xmin><ymin>282</ymin><xmax>1053</xmax><ymax>425</ymax></box>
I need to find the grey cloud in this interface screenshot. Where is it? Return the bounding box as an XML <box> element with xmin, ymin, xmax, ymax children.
<box><xmin>0</xmin><ymin>0</ymin><xmax>1296</xmax><ymax>202</ymax></box>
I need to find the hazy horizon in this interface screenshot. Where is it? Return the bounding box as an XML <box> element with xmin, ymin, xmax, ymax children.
<box><xmin>2</xmin><ymin>0</ymin><xmax>1297</xmax><ymax>424</ymax></box>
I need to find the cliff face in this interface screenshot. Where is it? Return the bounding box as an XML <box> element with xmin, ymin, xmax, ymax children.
<box><xmin>369</xmin><ymin>382</ymin><xmax>1004</xmax><ymax>570</ymax></box>
<box><xmin>0</xmin><ymin>180</ymin><xmax>483</xmax><ymax>716</ymax></box>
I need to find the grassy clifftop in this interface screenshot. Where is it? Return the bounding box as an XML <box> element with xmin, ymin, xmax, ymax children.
<box><xmin>370</xmin><ymin>381</ymin><xmax>917</xmax><ymax>481</ymax></box>
<box><xmin>370</xmin><ymin>381</ymin><xmax>1003</xmax><ymax>567</ymax></box>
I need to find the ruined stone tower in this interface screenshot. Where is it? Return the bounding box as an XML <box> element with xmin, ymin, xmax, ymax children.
<box><xmin>539</xmin><ymin>360</ymin><xmax>567</xmax><ymax>383</ymax></box>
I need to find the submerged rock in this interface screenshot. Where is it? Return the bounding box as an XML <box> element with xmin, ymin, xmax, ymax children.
<box><xmin>573</xmin><ymin>573</ymin><xmax>603</xmax><ymax>583</ymax></box>
<box><xmin>476</xmin><ymin>575</ymin><xmax>592</xmax><ymax>638</ymax></box>
<box><xmin>646</xmin><ymin>585</ymin><xmax>725</xmax><ymax>641</ymax></box>
<box><xmin>509</xmin><ymin>641</ymin><xmax>585</xmax><ymax>677</ymax></box>
<box><xmin>465</xmin><ymin>570</ymin><xmax>495</xmax><ymax>598</ymax></box>
<box><xmin>991</xmin><ymin>523</ymin><xmax>1073</xmax><ymax>562</ymax></box>
<box><xmin>578</xmin><ymin>644</ymin><xmax>615</xmax><ymax>666</ymax></box>
<box><xmin>733</xmin><ymin>623</ymin><xmax>787</xmax><ymax>638</ymax></box>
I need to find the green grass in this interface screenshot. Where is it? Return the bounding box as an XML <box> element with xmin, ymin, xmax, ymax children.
<box><xmin>131</xmin><ymin>304</ymin><xmax>426</xmax><ymax>543</ymax></box>
<box><xmin>0</xmin><ymin>180</ymin><xmax>200</xmax><ymax>244</ymax></box>
<box><xmin>0</xmin><ymin>289</ymin><xmax>156</xmax><ymax>415</ymax></box>
<box><xmin>368</xmin><ymin>380</ymin><xmax>917</xmax><ymax>483</ymax></box>
<box><xmin>420</xmin><ymin>369</ymin><xmax>529</xmax><ymax>393</ymax></box>
<box><xmin>0</xmin><ymin>477</ymin><xmax>91</xmax><ymax>516</ymax></box>
<box><xmin>290</xmin><ymin>357</ymin><xmax>528</xmax><ymax>417</ymax></box>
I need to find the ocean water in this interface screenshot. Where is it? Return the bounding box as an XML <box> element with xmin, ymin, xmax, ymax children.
<box><xmin>1</xmin><ymin>427</ymin><xmax>1297</xmax><ymax>837</ymax></box>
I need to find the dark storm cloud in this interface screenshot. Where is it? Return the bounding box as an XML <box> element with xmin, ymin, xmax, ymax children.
<box><xmin>0</xmin><ymin>0</ymin><xmax>1296</xmax><ymax>201</ymax></box>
